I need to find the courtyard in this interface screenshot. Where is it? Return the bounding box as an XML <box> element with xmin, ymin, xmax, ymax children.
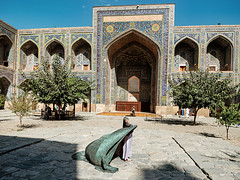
<box><xmin>0</xmin><ymin>110</ymin><xmax>240</xmax><ymax>180</ymax></box>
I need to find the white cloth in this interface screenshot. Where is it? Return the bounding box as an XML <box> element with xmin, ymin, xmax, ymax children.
<box><xmin>122</xmin><ymin>133</ymin><xmax>133</xmax><ymax>160</ymax></box>
<box><xmin>186</xmin><ymin>108</ymin><xmax>190</xmax><ymax>118</ymax></box>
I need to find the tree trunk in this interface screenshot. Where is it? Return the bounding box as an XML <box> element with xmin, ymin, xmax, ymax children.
<box><xmin>193</xmin><ymin>108</ymin><xmax>199</xmax><ymax>125</ymax></box>
<box><xmin>19</xmin><ymin>115</ymin><xmax>22</xmax><ymax>128</ymax></box>
<box><xmin>226</xmin><ymin>126</ymin><xmax>229</xmax><ymax>139</ymax></box>
<box><xmin>73</xmin><ymin>104</ymin><xmax>75</xmax><ymax>117</ymax></box>
<box><xmin>59</xmin><ymin>109</ymin><xmax>61</xmax><ymax>120</ymax></box>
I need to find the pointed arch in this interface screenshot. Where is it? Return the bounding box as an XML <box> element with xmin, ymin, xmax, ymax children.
<box><xmin>20</xmin><ymin>39</ymin><xmax>39</xmax><ymax>49</ymax></box>
<box><xmin>128</xmin><ymin>76</ymin><xmax>140</xmax><ymax>93</ymax></box>
<box><xmin>174</xmin><ymin>37</ymin><xmax>199</xmax><ymax>71</ymax></box>
<box><xmin>105</xmin><ymin>29</ymin><xmax>160</xmax><ymax>112</ymax></box>
<box><xmin>0</xmin><ymin>35</ymin><xmax>13</xmax><ymax>67</ymax></box>
<box><xmin>207</xmin><ymin>34</ymin><xmax>233</xmax><ymax>45</ymax></box>
<box><xmin>20</xmin><ymin>40</ymin><xmax>39</xmax><ymax>71</ymax></box>
<box><xmin>105</xmin><ymin>28</ymin><xmax>160</xmax><ymax>58</ymax></box>
<box><xmin>45</xmin><ymin>39</ymin><xmax>65</xmax><ymax>65</ymax></box>
<box><xmin>206</xmin><ymin>35</ymin><xmax>233</xmax><ymax>71</ymax></box>
<box><xmin>45</xmin><ymin>38</ymin><xmax>65</xmax><ymax>49</ymax></box>
<box><xmin>0</xmin><ymin>34</ymin><xmax>14</xmax><ymax>44</ymax></box>
<box><xmin>71</xmin><ymin>38</ymin><xmax>91</xmax><ymax>70</ymax></box>
<box><xmin>71</xmin><ymin>37</ymin><xmax>92</xmax><ymax>48</ymax></box>
<box><xmin>106</xmin><ymin>29</ymin><xmax>160</xmax><ymax>66</ymax></box>
<box><xmin>174</xmin><ymin>36</ymin><xmax>200</xmax><ymax>49</ymax></box>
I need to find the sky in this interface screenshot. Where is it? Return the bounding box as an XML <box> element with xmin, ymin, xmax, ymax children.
<box><xmin>1</xmin><ymin>0</ymin><xmax>240</xmax><ymax>29</ymax></box>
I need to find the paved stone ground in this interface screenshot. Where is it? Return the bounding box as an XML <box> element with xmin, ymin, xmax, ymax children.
<box><xmin>0</xmin><ymin>111</ymin><xmax>240</xmax><ymax>180</ymax></box>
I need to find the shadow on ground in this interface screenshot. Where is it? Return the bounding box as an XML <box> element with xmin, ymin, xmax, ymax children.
<box><xmin>41</xmin><ymin>115</ymin><xmax>89</xmax><ymax>121</ymax></box>
<box><xmin>142</xmin><ymin>163</ymin><xmax>201</xmax><ymax>179</ymax></box>
<box><xmin>145</xmin><ymin>118</ymin><xmax>206</xmax><ymax>126</ymax></box>
<box><xmin>196</xmin><ymin>132</ymin><xmax>220</xmax><ymax>138</ymax></box>
<box><xmin>0</xmin><ymin>135</ymin><xmax>77</xmax><ymax>179</ymax></box>
<box><xmin>0</xmin><ymin>118</ymin><xmax>14</xmax><ymax>122</ymax></box>
<box><xmin>18</xmin><ymin>124</ymin><xmax>42</xmax><ymax>129</ymax></box>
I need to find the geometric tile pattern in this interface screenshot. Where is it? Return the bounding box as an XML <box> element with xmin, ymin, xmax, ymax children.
<box><xmin>20</xmin><ymin>35</ymin><xmax>40</xmax><ymax>46</ymax></box>
<box><xmin>71</xmin><ymin>33</ymin><xmax>93</xmax><ymax>45</ymax></box>
<box><xmin>0</xmin><ymin>26</ymin><xmax>15</xmax><ymax>43</ymax></box>
<box><xmin>44</xmin><ymin>34</ymin><xmax>66</xmax><ymax>46</ymax></box>
<box><xmin>207</xmin><ymin>32</ymin><xmax>234</xmax><ymax>42</ymax></box>
<box><xmin>174</xmin><ymin>33</ymin><xmax>200</xmax><ymax>44</ymax></box>
<box><xmin>96</xmin><ymin>8</ymin><xmax>170</xmax><ymax>105</ymax></box>
<box><xmin>102</xmin><ymin>21</ymin><xmax>163</xmax><ymax>47</ymax></box>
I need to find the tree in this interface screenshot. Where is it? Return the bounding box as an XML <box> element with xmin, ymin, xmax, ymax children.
<box><xmin>0</xmin><ymin>91</ymin><xmax>6</xmax><ymax>109</ymax></box>
<box><xmin>8</xmin><ymin>93</ymin><xmax>32</xmax><ymax>128</ymax></box>
<box><xmin>20</xmin><ymin>55</ymin><xmax>92</xmax><ymax>119</ymax></box>
<box><xmin>169</xmin><ymin>70</ymin><xmax>238</xmax><ymax>125</ymax></box>
<box><xmin>212</xmin><ymin>103</ymin><xmax>240</xmax><ymax>139</ymax></box>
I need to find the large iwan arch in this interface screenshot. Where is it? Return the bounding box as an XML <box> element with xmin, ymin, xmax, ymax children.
<box><xmin>105</xmin><ymin>30</ymin><xmax>160</xmax><ymax>112</ymax></box>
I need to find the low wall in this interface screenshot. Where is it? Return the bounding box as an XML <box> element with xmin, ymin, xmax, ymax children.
<box><xmin>155</xmin><ymin>106</ymin><xmax>210</xmax><ymax>117</ymax></box>
<box><xmin>155</xmin><ymin>106</ymin><xmax>179</xmax><ymax>115</ymax></box>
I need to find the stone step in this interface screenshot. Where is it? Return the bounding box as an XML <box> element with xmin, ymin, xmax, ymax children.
<box><xmin>97</xmin><ymin>111</ymin><xmax>162</xmax><ymax>117</ymax></box>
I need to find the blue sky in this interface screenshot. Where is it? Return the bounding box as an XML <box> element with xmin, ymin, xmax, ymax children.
<box><xmin>1</xmin><ymin>0</ymin><xmax>240</xmax><ymax>29</ymax></box>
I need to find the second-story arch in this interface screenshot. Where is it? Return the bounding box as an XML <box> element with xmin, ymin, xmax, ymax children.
<box><xmin>0</xmin><ymin>35</ymin><xmax>13</xmax><ymax>67</ymax></box>
<box><xmin>45</xmin><ymin>40</ymin><xmax>65</xmax><ymax>65</ymax></box>
<box><xmin>71</xmin><ymin>38</ymin><xmax>91</xmax><ymax>71</ymax></box>
<box><xmin>20</xmin><ymin>40</ymin><xmax>38</xmax><ymax>71</ymax></box>
<box><xmin>207</xmin><ymin>35</ymin><xmax>233</xmax><ymax>71</ymax></box>
<box><xmin>174</xmin><ymin>37</ymin><xmax>199</xmax><ymax>71</ymax></box>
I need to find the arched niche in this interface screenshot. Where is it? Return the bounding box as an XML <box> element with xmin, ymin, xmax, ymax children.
<box><xmin>207</xmin><ymin>36</ymin><xmax>233</xmax><ymax>71</ymax></box>
<box><xmin>0</xmin><ymin>35</ymin><xmax>13</xmax><ymax>67</ymax></box>
<box><xmin>128</xmin><ymin>76</ymin><xmax>140</xmax><ymax>101</ymax></box>
<box><xmin>106</xmin><ymin>30</ymin><xmax>160</xmax><ymax>112</ymax></box>
<box><xmin>174</xmin><ymin>38</ymin><xmax>199</xmax><ymax>71</ymax></box>
<box><xmin>71</xmin><ymin>39</ymin><xmax>91</xmax><ymax>71</ymax></box>
<box><xmin>0</xmin><ymin>77</ymin><xmax>11</xmax><ymax>109</ymax></box>
<box><xmin>45</xmin><ymin>40</ymin><xmax>65</xmax><ymax>65</ymax></box>
<box><xmin>20</xmin><ymin>41</ymin><xmax>38</xmax><ymax>71</ymax></box>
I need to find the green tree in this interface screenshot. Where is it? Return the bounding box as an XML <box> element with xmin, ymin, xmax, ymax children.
<box><xmin>169</xmin><ymin>70</ymin><xmax>238</xmax><ymax>125</ymax></box>
<box><xmin>212</xmin><ymin>103</ymin><xmax>240</xmax><ymax>139</ymax></box>
<box><xmin>20</xmin><ymin>55</ymin><xmax>92</xmax><ymax>119</ymax></box>
<box><xmin>8</xmin><ymin>93</ymin><xmax>32</xmax><ymax>128</ymax></box>
<box><xmin>0</xmin><ymin>92</ymin><xmax>6</xmax><ymax>109</ymax></box>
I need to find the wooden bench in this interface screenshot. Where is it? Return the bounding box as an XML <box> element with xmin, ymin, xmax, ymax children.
<box><xmin>65</xmin><ymin>111</ymin><xmax>75</xmax><ymax>118</ymax></box>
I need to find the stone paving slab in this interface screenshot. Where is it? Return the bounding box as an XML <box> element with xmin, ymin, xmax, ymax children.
<box><xmin>0</xmin><ymin>112</ymin><xmax>239</xmax><ymax>179</ymax></box>
<box><xmin>174</xmin><ymin>134</ymin><xmax>240</xmax><ymax>180</ymax></box>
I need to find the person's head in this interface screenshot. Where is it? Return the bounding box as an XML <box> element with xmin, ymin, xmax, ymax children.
<box><xmin>123</xmin><ymin>116</ymin><xmax>129</xmax><ymax>127</ymax></box>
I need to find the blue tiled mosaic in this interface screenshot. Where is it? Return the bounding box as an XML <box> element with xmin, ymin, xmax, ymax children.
<box><xmin>44</xmin><ymin>34</ymin><xmax>66</xmax><ymax>46</ymax></box>
<box><xmin>96</xmin><ymin>8</ymin><xmax>170</xmax><ymax>104</ymax></box>
<box><xmin>102</xmin><ymin>21</ymin><xmax>163</xmax><ymax>48</ymax></box>
<box><xmin>20</xmin><ymin>35</ymin><xmax>40</xmax><ymax>46</ymax></box>
<box><xmin>71</xmin><ymin>33</ymin><xmax>93</xmax><ymax>45</ymax></box>
<box><xmin>174</xmin><ymin>33</ymin><xmax>200</xmax><ymax>44</ymax></box>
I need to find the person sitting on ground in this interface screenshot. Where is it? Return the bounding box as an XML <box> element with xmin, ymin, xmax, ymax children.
<box><xmin>131</xmin><ymin>106</ymin><xmax>135</xmax><ymax>116</ymax></box>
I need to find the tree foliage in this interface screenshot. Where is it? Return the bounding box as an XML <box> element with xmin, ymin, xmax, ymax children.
<box><xmin>8</xmin><ymin>93</ymin><xmax>32</xmax><ymax>128</ymax></box>
<box><xmin>212</xmin><ymin>103</ymin><xmax>240</xmax><ymax>139</ymax></box>
<box><xmin>0</xmin><ymin>92</ymin><xmax>6</xmax><ymax>109</ymax></box>
<box><xmin>20</xmin><ymin>56</ymin><xmax>92</xmax><ymax>109</ymax></box>
<box><xmin>169</xmin><ymin>70</ymin><xmax>238</xmax><ymax>125</ymax></box>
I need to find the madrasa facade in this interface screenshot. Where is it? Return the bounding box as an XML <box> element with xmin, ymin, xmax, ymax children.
<box><xmin>0</xmin><ymin>4</ymin><xmax>239</xmax><ymax>114</ymax></box>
